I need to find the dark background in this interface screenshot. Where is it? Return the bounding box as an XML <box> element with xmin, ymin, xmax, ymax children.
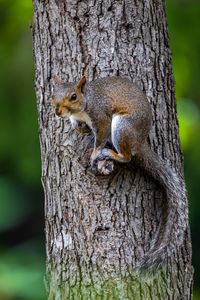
<box><xmin>0</xmin><ymin>1</ymin><xmax>199</xmax><ymax>299</ymax></box>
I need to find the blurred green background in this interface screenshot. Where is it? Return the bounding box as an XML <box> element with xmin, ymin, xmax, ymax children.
<box><xmin>0</xmin><ymin>0</ymin><xmax>199</xmax><ymax>299</ymax></box>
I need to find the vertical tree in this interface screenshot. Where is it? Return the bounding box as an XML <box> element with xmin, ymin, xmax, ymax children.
<box><xmin>32</xmin><ymin>0</ymin><xmax>193</xmax><ymax>299</ymax></box>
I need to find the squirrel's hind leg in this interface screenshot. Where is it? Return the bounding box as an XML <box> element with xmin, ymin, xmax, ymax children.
<box><xmin>93</xmin><ymin>115</ymin><xmax>135</xmax><ymax>163</ymax></box>
<box><xmin>97</xmin><ymin>148</ymin><xmax>132</xmax><ymax>163</ymax></box>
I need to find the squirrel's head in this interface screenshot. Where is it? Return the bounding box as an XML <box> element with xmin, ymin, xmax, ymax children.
<box><xmin>52</xmin><ymin>76</ymin><xmax>87</xmax><ymax>117</ymax></box>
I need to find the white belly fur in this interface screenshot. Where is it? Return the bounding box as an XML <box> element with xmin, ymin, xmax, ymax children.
<box><xmin>70</xmin><ymin>112</ymin><xmax>93</xmax><ymax>129</ymax></box>
<box><xmin>111</xmin><ymin>114</ymin><xmax>121</xmax><ymax>146</ymax></box>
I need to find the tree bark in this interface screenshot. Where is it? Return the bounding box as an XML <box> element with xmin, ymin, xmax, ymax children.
<box><xmin>32</xmin><ymin>0</ymin><xmax>193</xmax><ymax>299</ymax></box>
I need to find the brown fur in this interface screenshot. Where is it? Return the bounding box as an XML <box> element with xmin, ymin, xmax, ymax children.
<box><xmin>52</xmin><ymin>76</ymin><xmax>187</xmax><ymax>270</ymax></box>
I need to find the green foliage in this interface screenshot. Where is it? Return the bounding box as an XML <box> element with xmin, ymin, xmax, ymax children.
<box><xmin>0</xmin><ymin>175</ymin><xmax>45</xmax><ymax>300</ymax></box>
<box><xmin>0</xmin><ymin>1</ymin><xmax>45</xmax><ymax>299</ymax></box>
<box><xmin>167</xmin><ymin>1</ymin><xmax>200</xmax><ymax>101</ymax></box>
<box><xmin>0</xmin><ymin>241</ymin><xmax>46</xmax><ymax>300</ymax></box>
<box><xmin>0</xmin><ymin>0</ymin><xmax>40</xmax><ymax>185</ymax></box>
<box><xmin>194</xmin><ymin>291</ymin><xmax>200</xmax><ymax>300</ymax></box>
<box><xmin>0</xmin><ymin>177</ymin><xmax>30</xmax><ymax>232</ymax></box>
<box><xmin>167</xmin><ymin>1</ymin><xmax>200</xmax><ymax>294</ymax></box>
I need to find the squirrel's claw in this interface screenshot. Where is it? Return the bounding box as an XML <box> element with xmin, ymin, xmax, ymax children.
<box><xmin>90</xmin><ymin>148</ymin><xmax>114</xmax><ymax>175</ymax></box>
<box><xmin>97</xmin><ymin>160</ymin><xmax>114</xmax><ymax>175</ymax></box>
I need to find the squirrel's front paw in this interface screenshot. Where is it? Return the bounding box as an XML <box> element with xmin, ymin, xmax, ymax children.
<box><xmin>73</xmin><ymin>124</ymin><xmax>91</xmax><ymax>134</ymax></box>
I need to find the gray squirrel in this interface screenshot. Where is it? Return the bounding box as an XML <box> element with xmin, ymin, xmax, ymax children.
<box><xmin>52</xmin><ymin>75</ymin><xmax>187</xmax><ymax>269</ymax></box>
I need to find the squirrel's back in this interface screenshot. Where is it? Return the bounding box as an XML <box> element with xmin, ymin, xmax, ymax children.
<box><xmin>85</xmin><ymin>76</ymin><xmax>151</xmax><ymax>114</ymax></box>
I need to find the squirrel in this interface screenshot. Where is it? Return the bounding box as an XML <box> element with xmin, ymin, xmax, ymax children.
<box><xmin>52</xmin><ymin>75</ymin><xmax>187</xmax><ymax>270</ymax></box>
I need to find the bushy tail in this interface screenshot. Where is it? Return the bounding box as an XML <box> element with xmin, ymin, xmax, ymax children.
<box><xmin>135</xmin><ymin>143</ymin><xmax>188</xmax><ymax>270</ymax></box>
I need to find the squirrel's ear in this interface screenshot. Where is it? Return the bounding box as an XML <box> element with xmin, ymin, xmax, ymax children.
<box><xmin>76</xmin><ymin>76</ymin><xmax>87</xmax><ymax>93</ymax></box>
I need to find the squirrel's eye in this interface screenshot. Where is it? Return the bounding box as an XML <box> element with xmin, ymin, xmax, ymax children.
<box><xmin>70</xmin><ymin>93</ymin><xmax>77</xmax><ymax>101</ymax></box>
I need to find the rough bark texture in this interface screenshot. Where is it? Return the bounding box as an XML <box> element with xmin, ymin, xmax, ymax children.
<box><xmin>32</xmin><ymin>0</ymin><xmax>193</xmax><ymax>299</ymax></box>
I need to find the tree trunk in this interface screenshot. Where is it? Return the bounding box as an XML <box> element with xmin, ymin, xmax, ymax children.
<box><xmin>32</xmin><ymin>0</ymin><xmax>193</xmax><ymax>299</ymax></box>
